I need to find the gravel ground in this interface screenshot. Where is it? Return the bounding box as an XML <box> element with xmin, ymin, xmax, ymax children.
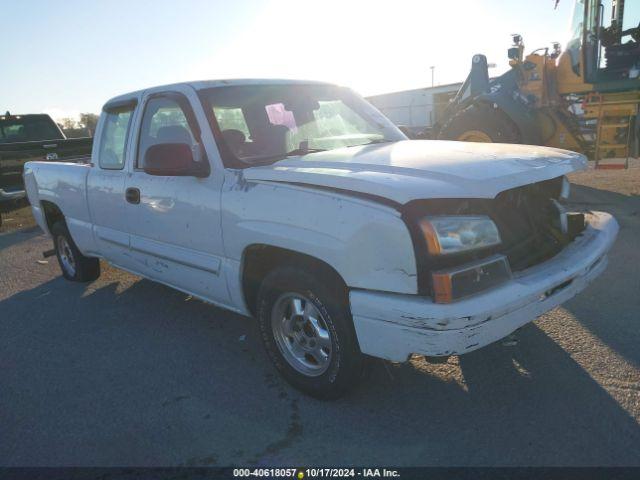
<box><xmin>1</xmin><ymin>161</ymin><xmax>639</xmax><ymax>466</ymax></box>
<box><xmin>0</xmin><ymin>199</ymin><xmax>33</xmax><ymax>233</ymax></box>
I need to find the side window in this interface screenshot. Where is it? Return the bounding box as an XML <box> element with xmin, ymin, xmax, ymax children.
<box><xmin>98</xmin><ymin>109</ymin><xmax>133</xmax><ymax>170</ymax></box>
<box><xmin>137</xmin><ymin>96</ymin><xmax>197</xmax><ymax>168</ymax></box>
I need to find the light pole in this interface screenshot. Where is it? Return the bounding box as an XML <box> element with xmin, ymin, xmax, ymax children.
<box><xmin>430</xmin><ymin>66</ymin><xmax>435</xmax><ymax>87</ymax></box>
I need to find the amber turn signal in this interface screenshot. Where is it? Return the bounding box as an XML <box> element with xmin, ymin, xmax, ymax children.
<box><xmin>419</xmin><ymin>220</ymin><xmax>442</xmax><ymax>255</ymax></box>
<box><xmin>431</xmin><ymin>255</ymin><xmax>512</xmax><ymax>304</ymax></box>
<box><xmin>431</xmin><ymin>272</ymin><xmax>453</xmax><ymax>304</ymax></box>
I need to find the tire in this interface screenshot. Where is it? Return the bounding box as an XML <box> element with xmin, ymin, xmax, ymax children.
<box><xmin>51</xmin><ymin>221</ymin><xmax>100</xmax><ymax>282</ymax></box>
<box><xmin>438</xmin><ymin>103</ymin><xmax>521</xmax><ymax>143</ymax></box>
<box><xmin>256</xmin><ymin>265</ymin><xmax>364</xmax><ymax>399</ymax></box>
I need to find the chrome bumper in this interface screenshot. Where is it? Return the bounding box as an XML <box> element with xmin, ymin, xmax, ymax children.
<box><xmin>0</xmin><ymin>188</ymin><xmax>26</xmax><ymax>201</ymax></box>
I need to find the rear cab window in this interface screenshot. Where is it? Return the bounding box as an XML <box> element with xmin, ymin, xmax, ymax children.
<box><xmin>0</xmin><ymin>114</ymin><xmax>64</xmax><ymax>144</ymax></box>
<box><xmin>99</xmin><ymin>105</ymin><xmax>135</xmax><ymax>170</ymax></box>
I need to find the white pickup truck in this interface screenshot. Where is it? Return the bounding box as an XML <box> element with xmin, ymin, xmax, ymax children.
<box><xmin>24</xmin><ymin>79</ymin><xmax>618</xmax><ymax>398</ymax></box>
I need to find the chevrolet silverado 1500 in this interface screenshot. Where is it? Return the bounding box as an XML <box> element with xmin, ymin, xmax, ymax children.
<box><xmin>24</xmin><ymin>79</ymin><xmax>618</xmax><ymax>398</ymax></box>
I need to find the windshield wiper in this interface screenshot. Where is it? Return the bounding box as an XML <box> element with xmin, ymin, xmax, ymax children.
<box><xmin>244</xmin><ymin>146</ymin><xmax>327</xmax><ymax>167</ymax></box>
<box><xmin>285</xmin><ymin>147</ymin><xmax>327</xmax><ymax>156</ymax></box>
<box><xmin>344</xmin><ymin>138</ymin><xmax>396</xmax><ymax>148</ymax></box>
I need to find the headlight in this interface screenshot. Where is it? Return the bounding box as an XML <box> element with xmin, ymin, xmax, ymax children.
<box><xmin>418</xmin><ymin>216</ymin><xmax>501</xmax><ymax>255</ymax></box>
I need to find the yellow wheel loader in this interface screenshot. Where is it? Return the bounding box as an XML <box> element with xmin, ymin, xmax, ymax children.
<box><xmin>436</xmin><ymin>0</ymin><xmax>639</xmax><ymax>169</ymax></box>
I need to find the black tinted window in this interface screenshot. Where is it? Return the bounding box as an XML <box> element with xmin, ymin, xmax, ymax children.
<box><xmin>0</xmin><ymin>115</ymin><xmax>64</xmax><ymax>144</ymax></box>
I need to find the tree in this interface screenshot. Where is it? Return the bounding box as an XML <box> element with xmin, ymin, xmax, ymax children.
<box><xmin>80</xmin><ymin>113</ymin><xmax>99</xmax><ymax>136</ymax></box>
<box><xmin>60</xmin><ymin>117</ymin><xmax>78</xmax><ymax>130</ymax></box>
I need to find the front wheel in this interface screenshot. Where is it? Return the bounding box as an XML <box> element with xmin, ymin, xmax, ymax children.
<box><xmin>51</xmin><ymin>221</ymin><xmax>100</xmax><ymax>282</ymax></box>
<box><xmin>256</xmin><ymin>266</ymin><xmax>364</xmax><ymax>399</ymax></box>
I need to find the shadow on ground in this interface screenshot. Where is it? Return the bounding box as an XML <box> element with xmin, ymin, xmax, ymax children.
<box><xmin>562</xmin><ymin>184</ymin><xmax>640</xmax><ymax>369</ymax></box>
<box><xmin>0</xmin><ymin>226</ymin><xmax>42</xmax><ymax>251</ymax></box>
<box><xmin>1</xmin><ymin>267</ymin><xmax>639</xmax><ymax>466</ymax></box>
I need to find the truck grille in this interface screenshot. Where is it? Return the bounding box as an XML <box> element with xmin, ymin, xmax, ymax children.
<box><xmin>490</xmin><ymin>182</ymin><xmax>567</xmax><ymax>271</ymax></box>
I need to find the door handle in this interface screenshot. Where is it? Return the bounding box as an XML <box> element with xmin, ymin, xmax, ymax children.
<box><xmin>125</xmin><ymin>187</ymin><xmax>140</xmax><ymax>204</ymax></box>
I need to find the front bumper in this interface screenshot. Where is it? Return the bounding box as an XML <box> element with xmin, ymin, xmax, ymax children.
<box><xmin>350</xmin><ymin>211</ymin><xmax>619</xmax><ymax>362</ymax></box>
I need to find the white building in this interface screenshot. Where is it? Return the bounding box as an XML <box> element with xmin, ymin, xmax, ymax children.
<box><xmin>366</xmin><ymin>82</ymin><xmax>462</xmax><ymax>130</ymax></box>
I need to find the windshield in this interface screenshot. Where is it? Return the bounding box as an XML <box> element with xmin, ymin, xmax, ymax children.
<box><xmin>573</xmin><ymin>0</ymin><xmax>640</xmax><ymax>80</ymax></box>
<box><xmin>565</xmin><ymin>0</ymin><xmax>586</xmax><ymax>74</ymax></box>
<box><xmin>200</xmin><ymin>84</ymin><xmax>405</xmax><ymax>167</ymax></box>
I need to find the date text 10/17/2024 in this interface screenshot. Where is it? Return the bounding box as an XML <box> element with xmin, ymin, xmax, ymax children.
<box><xmin>233</xmin><ymin>468</ymin><xmax>401</xmax><ymax>478</ymax></box>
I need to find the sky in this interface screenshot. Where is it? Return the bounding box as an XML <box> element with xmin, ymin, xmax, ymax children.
<box><xmin>2</xmin><ymin>0</ymin><xmax>577</xmax><ymax>121</ymax></box>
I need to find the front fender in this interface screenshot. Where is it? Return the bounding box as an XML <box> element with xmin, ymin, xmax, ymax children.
<box><xmin>222</xmin><ymin>179</ymin><xmax>418</xmax><ymax>295</ymax></box>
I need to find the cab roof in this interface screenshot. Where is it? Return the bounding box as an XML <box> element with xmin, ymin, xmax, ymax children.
<box><xmin>104</xmin><ymin>78</ymin><xmax>337</xmax><ymax>110</ymax></box>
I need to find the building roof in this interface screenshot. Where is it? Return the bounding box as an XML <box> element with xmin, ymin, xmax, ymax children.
<box><xmin>366</xmin><ymin>81</ymin><xmax>463</xmax><ymax>100</ymax></box>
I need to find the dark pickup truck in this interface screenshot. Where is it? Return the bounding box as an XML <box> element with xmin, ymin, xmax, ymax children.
<box><xmin>0</xmin><ymin>112</ymin><xmax>92</xmax><ymax>225</ymax></box>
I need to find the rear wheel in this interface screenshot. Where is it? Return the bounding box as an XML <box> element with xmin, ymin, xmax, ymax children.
<box><xmin>438</xmin><ymin>103</ymin><xmax>521</xmax><ymax>143</ymax></box>
<box><xmin>51</xmin><ymin>221</ymin><xmax>100</xmax><ymax>282</ymax></box>
<box><xmin>256</xmin><ymin>265</ymin><xmax>363</xmax><ymax>399</ymax></box>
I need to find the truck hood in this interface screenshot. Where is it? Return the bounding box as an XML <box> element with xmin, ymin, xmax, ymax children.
<box><xmin>242</xmin><ymin>140</ymin><xmax>587</xmax><ymax>204</ymax></box>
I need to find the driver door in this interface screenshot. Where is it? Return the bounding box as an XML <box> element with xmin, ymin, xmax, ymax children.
<box><xmin>124</xmin><ymin>88</ymin><xmax>230</xmax><ymax>307</ymax></box>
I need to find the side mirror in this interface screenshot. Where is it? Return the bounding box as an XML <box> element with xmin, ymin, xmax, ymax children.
<box><xmin>143</xmin><ymin>143</ymin><xmax>209</xmax><ymax>177</ymax></box>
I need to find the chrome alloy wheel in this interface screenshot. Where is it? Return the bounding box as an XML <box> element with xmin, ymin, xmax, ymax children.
<box><xmin>271</xmin><ymin>293</ymin><xmax>333</xmax><ymax>377</ymax></box>
<box><xmin>57</xmin><ymin>235</ymin><xmax>76</xmax><ymax>277</ymax></box>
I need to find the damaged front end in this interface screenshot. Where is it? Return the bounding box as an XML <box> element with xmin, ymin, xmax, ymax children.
<box><xmin>402</xmin><ymin>175</ymin><xmax>587</xmax><ymax>304</ymax></box>
<box><xmin>350</xmin><ymin>205</ymin><xmax>617</xmax><ymax>361</ymax></box>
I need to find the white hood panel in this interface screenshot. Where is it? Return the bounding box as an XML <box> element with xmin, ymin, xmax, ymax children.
<box><xmin>242</xmin><ymin>140</ymin><xmax>587</xmax><ymax>204</ymax></box>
